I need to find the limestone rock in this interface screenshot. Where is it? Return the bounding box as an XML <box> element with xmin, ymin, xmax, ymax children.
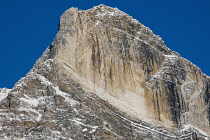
<box><xmin>0</xmin><ymin>5</ymin><xmax>209</xmax><ymax>139</ymax></box>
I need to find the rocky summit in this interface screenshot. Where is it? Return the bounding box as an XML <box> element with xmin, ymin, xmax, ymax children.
<box><xmin>0</xmin><ymin>5</ymin><xmax>209</xmax><ymax>139</ymax></box>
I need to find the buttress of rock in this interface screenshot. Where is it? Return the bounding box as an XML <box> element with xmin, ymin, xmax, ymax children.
<box><xmin>50</xmin><ymin>4</ymin><xmax>210</xmax><ymax>132</ymax></box>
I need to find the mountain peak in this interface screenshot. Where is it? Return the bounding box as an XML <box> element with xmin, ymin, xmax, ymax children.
<box><xmin>89</xmin><ymin>4</ymin><xmax>118</xmax><ymax>11</ymax></box>
<box><xmin>0</xmin><ymin>5</ymin><xmax>209</xmax><ymax>139</ymax></box>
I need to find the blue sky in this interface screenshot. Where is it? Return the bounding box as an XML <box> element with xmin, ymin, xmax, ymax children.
<box><xmin>0</xmin><ymin>0</ymin><xmax>209</xmax><ymax>88</ymax></box>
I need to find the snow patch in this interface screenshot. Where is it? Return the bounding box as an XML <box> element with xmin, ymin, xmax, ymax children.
<box><xmin>82</xmin><ymin>128</ymin><xmax>88</xmax><ymax>132</ymax></box>
<box><xmin>37</xmin><ymin>113</ymin><xmax>42</xmax><ymax>121</ymax></box>
<box><xmin>181</xmin><ymin>124</ymin><xmax>209</xmax><ymax>138</ymax></box>
<box><xmin>95</xmin><ymin>20</ymin><xmax>100</xmax><ymax>26</ymax></box>
<box><xmin>0</xmin><ymin>92</ymin><xmax>8</xmax><ymax>102</ymax></box>
<box><xmin>72</xmin><ymin>119</ymin><xmax>98</xmax><ymax>130</ymax></box>
<box><xmin>89</xmin><ymin>128</ymin><xmax>97</xmax><ymax>134</ymax></box>
<box><xmin>164</xmin><ymin>55</ymin><xmax>178</xmax><ymax>64</ymax></box>
<box><xmin>89</xmin><ymin>5</ymin><xmax>127</xmax><ymax>17</ymax></box>
<box><xmin>53</xmin><ymin>86</ymin><xmax>77</xmax><ymax>106</ymax></box>
<box><xmin>113</xmin><ymin>27</ymin><xmax>150</xmax><ymax>46</ymax></box>
<box><xmin>150</xmin><ymin>55</ymin><xmax>179</xmax><ymax>82</ymax></box>
<box><xmin>36</xmin><ymin>74</ymin><xmax>53</xmax><ymax>86</ymax></box>
<box><xmin>20</xmin><ymin>95</ymin><xmax>39</xmax><ymax>107</ymax></box>
<box><xmin>0</xmin><ymin>88</ymin><xmax>11</xmax><ymax>102</ymax></box>
<box><xmin>18</xmin><ymin>107</ymin><xmax>42</xmax><ymax>121</ymax></box>
<box><xmin>131</xmin><ymin>18</ymin><xmax>139</xmax><ymax>24</ymax></box>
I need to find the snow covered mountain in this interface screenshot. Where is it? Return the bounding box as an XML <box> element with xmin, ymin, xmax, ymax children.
<box><xmin>0</xmin><ymin>5</ymin><xmax>209</xmax><ymax>139</ymax></box>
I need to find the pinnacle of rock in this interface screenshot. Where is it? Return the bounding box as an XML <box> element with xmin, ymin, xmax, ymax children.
<box><xmin>0</xmin><ymin>5</ymin><xmax>209</xmax><ymax>139</ymax></box>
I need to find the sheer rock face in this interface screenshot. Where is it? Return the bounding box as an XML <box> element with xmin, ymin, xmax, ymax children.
<box><xmin>0</xmin><ymin>5</ymin><xmax>209</xmax><ymax>139</ymax></box>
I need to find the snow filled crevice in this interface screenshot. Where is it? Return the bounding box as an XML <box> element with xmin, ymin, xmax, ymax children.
<box><xmin>72</xmin><ymin>118</ymin><xmax>99</xmax><ymax>134</ymax></box>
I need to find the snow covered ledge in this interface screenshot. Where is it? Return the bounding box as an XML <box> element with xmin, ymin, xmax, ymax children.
<box><xmin>180</xmin><ymin>124</ymin><xmax>210</xmax><ymax>139</ymax></box>
<box><xmin>0</xmin><ymin>88</ymin><xmax>11</xmax><ymax>102</ymax></box>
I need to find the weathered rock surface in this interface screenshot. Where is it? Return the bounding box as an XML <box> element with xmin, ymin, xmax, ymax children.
<box><xmin>0</xmin><ymin>5</ymin><xmax>209</xmax><ymax>139</ymax></box>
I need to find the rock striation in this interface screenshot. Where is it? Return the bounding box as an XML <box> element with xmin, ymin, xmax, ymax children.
<box><xmin>0</xmin><ymin>5</ymin><xmax>209</xmax><ymax>139</ymax></box>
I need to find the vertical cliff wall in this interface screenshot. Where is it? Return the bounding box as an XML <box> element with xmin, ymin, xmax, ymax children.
<box><xmin>49</xmin><ymin>5</ymin><xmax>210</xmax><ymax>132</ymax></box>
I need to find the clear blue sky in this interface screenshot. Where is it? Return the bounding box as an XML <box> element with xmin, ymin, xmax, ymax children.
<box><xmin>0</xmin><ymin>0</ymin><xmax>209</xmax><ymax>88</ymax></box>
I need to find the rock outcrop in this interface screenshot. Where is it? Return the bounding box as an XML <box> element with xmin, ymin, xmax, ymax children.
<box><xmin>0</xmin><ymin>5</ymin><xmax>209</xmax><ymax>139</ymax></box>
